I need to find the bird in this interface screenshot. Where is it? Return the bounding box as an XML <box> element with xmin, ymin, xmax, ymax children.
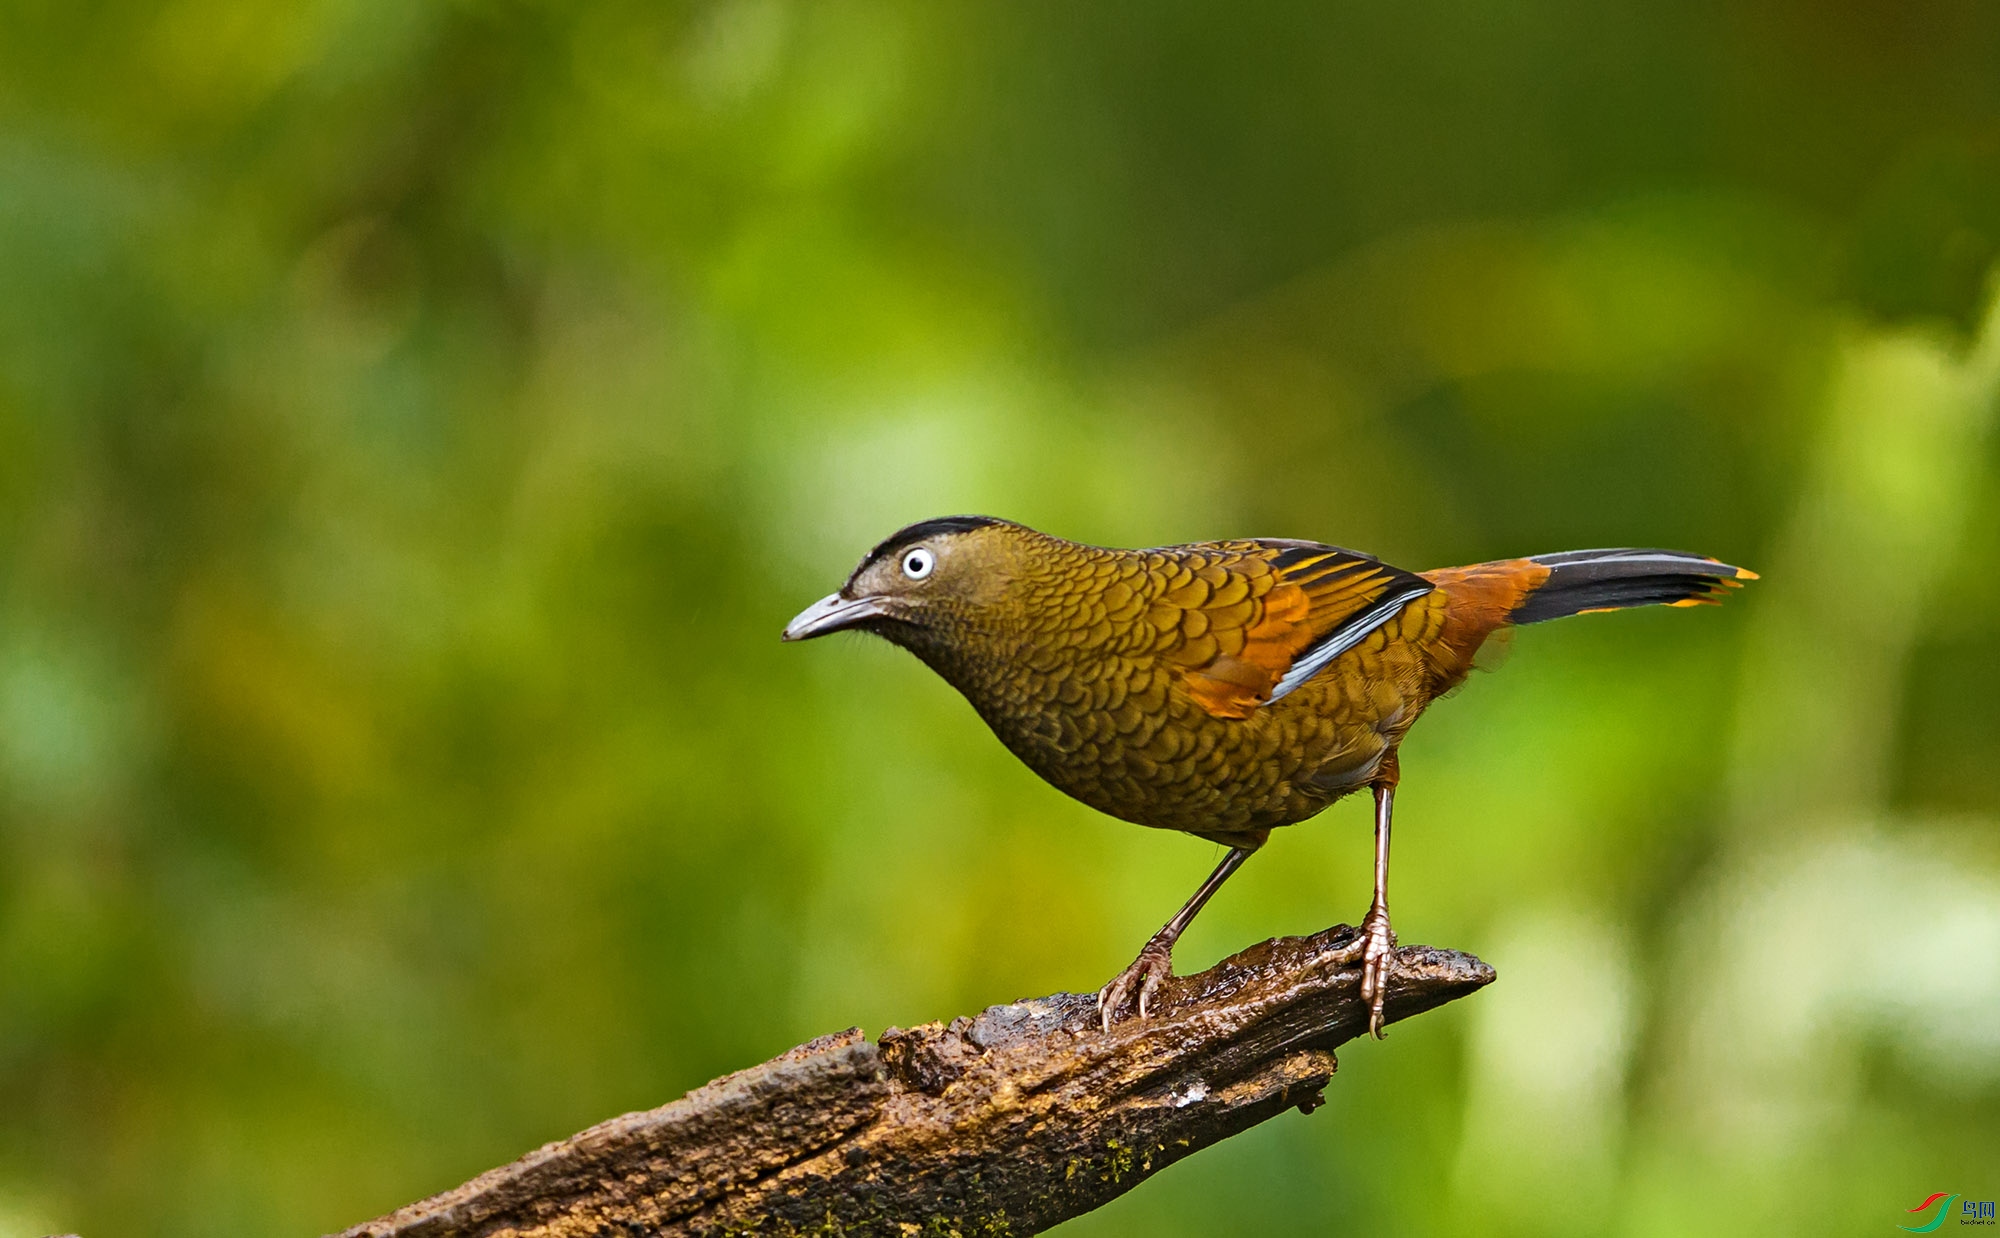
<box><xmin>783</xmin><ymin>516</ymin><xmax>1754</xmax><ymax>1036</ymax></box>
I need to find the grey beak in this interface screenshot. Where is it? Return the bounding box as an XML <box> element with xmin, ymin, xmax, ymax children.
<box><xmin>782</xmin><ymin>592</ymin><xmax>894</xmax><ymax>641</ymax></box>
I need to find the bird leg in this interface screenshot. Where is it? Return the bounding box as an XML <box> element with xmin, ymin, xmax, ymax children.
<box><xmin>1097</xmin><ymin>845</ymin><xmax>1255</xmax><ymax>1031</ymax></box>
<box><xmin>1327</xmin><ymin>777</ymin><xmax>1398</xmax><ymax>1038</ymax></box>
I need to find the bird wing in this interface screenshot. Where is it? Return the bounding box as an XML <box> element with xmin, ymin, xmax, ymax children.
<box><xmin>1146</xmin><ymin>541</ymin><xmax>1435</xmax><ymax>720</ymax></box>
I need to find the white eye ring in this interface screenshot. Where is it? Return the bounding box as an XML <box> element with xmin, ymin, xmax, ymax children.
<box><xmin>901</xmin><ymin>547</ymin><xmax>935</xmax><ymax>580</ymax></box>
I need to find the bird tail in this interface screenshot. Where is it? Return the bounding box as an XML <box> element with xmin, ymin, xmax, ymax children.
<box><xmin>1507</xmin><ymin>548</ymin><xmax>1756</xmax><ymax>624</ymax></box>
<box><xmin>1418</xmin><ymin>548</ymin><xmax>1755</xmax><ymax>691</ymax></box>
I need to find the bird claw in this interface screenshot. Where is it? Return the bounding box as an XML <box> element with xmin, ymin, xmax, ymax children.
<box><xmin>1097</xmin><ymin>939</ymin><xmax>1175</xmax><ymax>1031</ymax></box>
<box><xmin>1329</xmin><ymin>905</ymin><xmax>1397</xmax><ymax>1038</ymax></box>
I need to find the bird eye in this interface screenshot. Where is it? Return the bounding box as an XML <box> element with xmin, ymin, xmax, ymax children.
<box><xmin>901</xmin><ymin>547</ymin><xmax>935</xmax><ymax>580</ymax></box>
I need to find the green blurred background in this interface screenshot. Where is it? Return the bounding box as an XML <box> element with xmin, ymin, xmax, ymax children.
<box><xmin>3</xmin><ymin>2</ymin><xmax>1999</xmax><ymax>1234</ymax></box>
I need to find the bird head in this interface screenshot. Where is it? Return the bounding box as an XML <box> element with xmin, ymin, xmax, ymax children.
<box><xmin>782</xmin><ymin>515</ymin><xmax>1023</xmax><ymax>648</ymax></box>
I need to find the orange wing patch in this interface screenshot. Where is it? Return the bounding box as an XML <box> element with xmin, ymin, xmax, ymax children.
<box><xmin>1159</xmin><ymin>544</ymin><xmax>1433</xmax><ymax>720</ymax></box>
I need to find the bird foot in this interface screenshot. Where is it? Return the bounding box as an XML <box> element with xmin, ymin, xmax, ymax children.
<box><xmin>1327</xmin><ymin>904</ymin><xmax>1397</xmax><ymax>1038</ymax></box>
<box><xmin>1097</xmin><ymin>938</ymin><xmax>1175</xmax><ymax>1032</ymax></box>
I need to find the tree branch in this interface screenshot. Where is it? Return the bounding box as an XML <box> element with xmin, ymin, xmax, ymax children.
<box><xmin>335</xmin><ymin>925</ymin><xmax>1493</xmax><ymax>1238</ymax></box>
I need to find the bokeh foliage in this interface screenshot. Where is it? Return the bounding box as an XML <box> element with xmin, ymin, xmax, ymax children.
<box><xmin>2</xmin><ymin>2</ymin><xmax>1998</xmax><ymax>1235</ymax></box>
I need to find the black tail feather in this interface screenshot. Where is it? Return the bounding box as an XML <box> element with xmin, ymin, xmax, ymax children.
<box><xmin>1509</xmin><ymin>548</ymin><xmax>1754</xmax><ymax>625</ymax></box>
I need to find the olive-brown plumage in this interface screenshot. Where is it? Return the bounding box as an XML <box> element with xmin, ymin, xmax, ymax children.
<box><xmin>785</xmin><ymin>517</ymin><xmax>1753</xmax><ymax>1034</ymax></box>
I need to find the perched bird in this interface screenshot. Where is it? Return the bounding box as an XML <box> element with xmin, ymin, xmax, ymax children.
<box><xmin>784</xmin><ymin>517</ymin><xmax>1753</xmax><ymax>1035</ymax></box>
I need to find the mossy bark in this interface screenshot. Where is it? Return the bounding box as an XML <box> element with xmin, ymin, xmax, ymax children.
<box><xmin>335</xmin><ymin>927</ymin><xmax>1493</xmax><ymax>1238</ymax></box>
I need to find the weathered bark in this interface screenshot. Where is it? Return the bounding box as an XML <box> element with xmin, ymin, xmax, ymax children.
<box><xmin>336</xmin><ymin>925</ymin><xmax>1493</xmax><ymax>1238</ymax></box>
